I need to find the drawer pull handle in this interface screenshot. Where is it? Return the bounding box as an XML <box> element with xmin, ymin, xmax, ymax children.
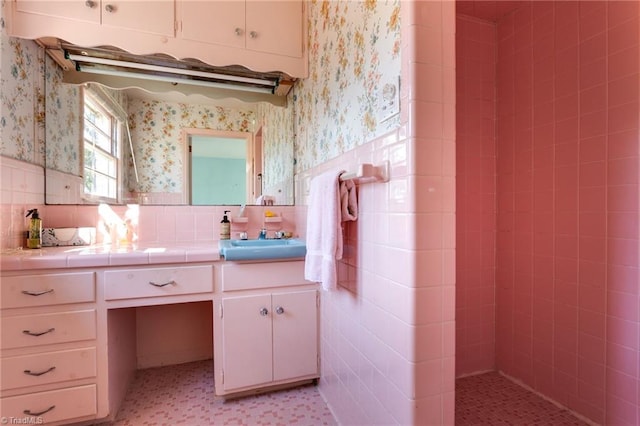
<box><xmin>23</xmin><ymin>328</ymin><xmax>55</xmax><ymax>337</ymax></box>
<box><xmin>259</xmin><ymin>307</ymin><xmax>269</xmax><ymax>316</ymax></box>
<box><xmin>21</xmin><ymin>289</ymin><xmax>54</xmax><ymax>296</ymax></box>
<box><xmin>24</xmin><ymin>405</ymin><xmax>56</xmax><ymax>417</ymax></box>
<box><xmin>24</xmin><ymin>366</ymin><xmax>56</xmax><ymax>376</ymax></box>
<box><xmin>148</xmin><ymin>280</ymin><xmax>176</xmax><ymax>287</ymax></box>
<box><xmin>275</xmin><ymin>306</ymin><xmax>285</xmax><ymax>315</ymax></box>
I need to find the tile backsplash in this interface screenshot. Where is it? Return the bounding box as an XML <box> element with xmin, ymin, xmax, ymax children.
<box><xmin>1</xmin><ymin>156</ymin><xmax>45</xmax><ymax>249</ymax></box>
<box><xmin>0</xmin><ymin>156</ymin><xmax>298</xmax><ymax>250</ymax></box>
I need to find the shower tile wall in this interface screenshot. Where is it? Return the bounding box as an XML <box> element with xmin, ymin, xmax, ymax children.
<box><xmin>455</xmin><ymin>14</ymin><xmax>497</xmax><ymax>376</ymax></box>
<box><xmin>491</xmin><ymin>2</ymin><xmax>640</xmax><ymax>425</ymax></box>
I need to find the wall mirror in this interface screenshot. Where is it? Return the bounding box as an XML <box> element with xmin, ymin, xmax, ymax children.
<box><xmin>43</xmin><ymin>58</ymin><xmax>294</xmax><ymax>206</ymax></box>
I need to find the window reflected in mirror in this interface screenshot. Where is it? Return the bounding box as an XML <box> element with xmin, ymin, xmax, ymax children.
<box><xmin>83</xmin><ymin>89</ymin><xmax>122</xmax><ymax>203</ymax></box>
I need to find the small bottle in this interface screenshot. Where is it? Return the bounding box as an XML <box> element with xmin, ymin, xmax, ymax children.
<box><xmin>220</xmin><ymin>210</ymin><xmax>231</xmax><ymax>240</ymax></box>
<box><xmin>25</xmin><ymin>209</ymin><xmax>42</xmax><ymax>249</ymax></box>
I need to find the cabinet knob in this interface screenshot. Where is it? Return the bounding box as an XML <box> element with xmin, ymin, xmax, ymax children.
<box><xmin>235</xmin><ymin>27</ymin><xmax>243</xmax><ymax>36</ymax></box>
<box><xmin>104</xmin><ymin>4</ymin><xmax>116</xmax><ymax>13</ymax></box>
<box><xmin>259</xmin><ymin>307</ymin><xmax>269</xmax><ymax>316</ymax></box>
<box><xmin>275</xmin><ymin>306</ymin><xmax>284</xmax><ymax>315</ymax></box>
<box><xmin>85</xmin><ymin>0</ymin><xmax>95</xmax><ymax>8</ymax></box>
<box><xmin>249</xmin><ymin>31</ymin><xmax>258</xmax><ymax>39</ymax></box>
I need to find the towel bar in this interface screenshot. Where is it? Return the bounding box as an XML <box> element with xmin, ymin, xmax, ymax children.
<box><xmin>339</xmin><ymin>161</ymin><xmax>389</xmax><ymax>183</ymax></box>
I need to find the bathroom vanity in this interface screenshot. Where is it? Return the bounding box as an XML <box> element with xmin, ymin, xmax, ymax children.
<box><xmin>0</xmin><ymin>248</ymin><xmax>318</xmax><ymax>425</ymax></box>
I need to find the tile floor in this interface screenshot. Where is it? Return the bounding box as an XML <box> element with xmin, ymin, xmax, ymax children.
<box><xmin>455</xmin><ymin>372</ymin><xmax>590</xmax><ymax>426</ymax></box>
<box><xmin>106</xmin><ymin>360</ymin><xmax>337</xmax><ymax>425</ymax></box>
<box><xmin>106</xmin><ymin>362</ymin><xmax>591</xmax><ymax>425</ymax></box>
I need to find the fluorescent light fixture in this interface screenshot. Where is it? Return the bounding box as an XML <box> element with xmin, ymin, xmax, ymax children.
<box><xmin>75</xmin><ymin>65</ymin><xmax>275</xmax><ymax>94</ymax></box>
<box><xmin>67</xmin><ymin>53</ymin><xmax>278</xmax><ymax>95</ymax></box>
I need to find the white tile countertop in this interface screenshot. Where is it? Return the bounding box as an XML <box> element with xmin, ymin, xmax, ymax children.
<box><xmin>0</xmin><ymin>243</ymin><xmax>221</xmax><ymax>271</ymax></box>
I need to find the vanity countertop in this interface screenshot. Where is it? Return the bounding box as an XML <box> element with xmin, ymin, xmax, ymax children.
<box><xmin>0</xmin><ymin>243</ymin><xmax>221</xmax><ymax>271</ymax></box>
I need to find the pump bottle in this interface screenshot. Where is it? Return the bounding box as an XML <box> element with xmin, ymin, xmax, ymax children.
<box><xmin>220</xmin><ymin>210</ymin><xmax>231</xmax><ymax>240</ymax></box>
<box><xmin>25</xmin><ymin>209</ymin><xmax>42</xmax><ymax>249</ymax></box>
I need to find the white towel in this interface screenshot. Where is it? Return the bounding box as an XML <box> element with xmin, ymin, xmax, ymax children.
<box><xmin>304</xmin><ymin>170</ymin><xmax>344</xmax><ymax>290</ymax></box>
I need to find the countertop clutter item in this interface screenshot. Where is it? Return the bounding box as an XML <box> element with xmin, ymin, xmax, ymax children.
<box><xmin>25</xmin><ymin>209</ymin><xmax>42</xmax><ymax>249</ymax></box>
<box><xmin>42</xmin><ymin>227</ymin><xmax>97</xmax><ymax>247</ymax></box>
<box><xmin>256</xmin><ymin>195</ymin><xmax>275</xmax><ymax>205</ymax></box>
<box><xmin>220</xmin><ymin>210</ymin><xmax>231</xmax><ymax>240</ymax></box>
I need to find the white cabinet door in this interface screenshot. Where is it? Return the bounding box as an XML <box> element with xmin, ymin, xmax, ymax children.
<box><xmin>221</xmin><ymin>294</ymin><xmax>272</xmax><ymax>391</ymax></box>
<box><xmin>272</xmin><ymin>290</ymin><xmax>318</xmax><ymax>381</ymax></box>
<box><xmin>15</xmin><ymin>0</ymin><xmax>174</xmax><ymax>36</ymax></box>
<box><xmin>101</xmin><ymin>0</ymin><xmax>175</xmax><ymax>36</ymax></box>
<box><xmin>180</xmin><ymin>1</ymin><xmax>303</xmax><ymax>58</ymax></box>
<box><xmin>245</xmin><ymin>0</ymin><xmax>303</xmax><ymax>58</ymax></box>
<box><xmin>180</xmin><ymin>1</ymin><xmax>245</xmax><ymax>48</ymax></box>
<box><xmin>16</xmin><ymin>0</ymin><xmax>100</xmax><ymax>23</ymax></box>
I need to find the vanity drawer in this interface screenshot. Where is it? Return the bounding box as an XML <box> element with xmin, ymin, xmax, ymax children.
<box><xmin>2</xmin><ymin>272</ymin><xmax>95</xmax><ymax>309</ymax></box>
<box><xmin>2</xmin><ymin>347</ymin><xmax>96</xmax><ymax>391</ymax></box>
<box><xmin>104</xmin><ymin>265</ymin><xmax>213</xmax><ymax>300</ymax></box>
<box><xmin>220</xmin><ymin>261</ymin><xmax>306</xmax><ymax>291</ymax></box>
<box><xmin>2</xmin><ymin>310</ymin><xmax>96</xmax><ymax>349</ymax></box>
<box><xmin>1</xmin><ymin>384</ymin><xmax>97</xmax><ymax>424</ymax></box>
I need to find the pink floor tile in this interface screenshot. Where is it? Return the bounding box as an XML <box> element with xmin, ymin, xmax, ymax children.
<box><xmin>456</xmin><ymin>372</ymin><xmax>589</xmax><ymax>425</ymax></box>
<box><xmin>105</xmin><ymin>360</ymin><xmax>336</xmax><ymax>426</ymax></box>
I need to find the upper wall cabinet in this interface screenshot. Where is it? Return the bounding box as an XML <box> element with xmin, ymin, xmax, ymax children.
<box><xmin>180</xmin><ymin>1</ymin><xmax>303</xmax><ymax>59</ymax></box>
<box><xmin>5</xmin><ymin>0</ymin><xmax>307</xmax><ymax>77</ymax></box>
<box><xmin>15</xmin><ymin>0</ymin><xmax>175</xmax><ymax>37</ymax></box>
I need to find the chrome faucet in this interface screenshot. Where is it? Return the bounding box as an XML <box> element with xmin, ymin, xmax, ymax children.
<box><xmin>258</xmin><ymin>228</ymin><xmax>268</xmax><ymax>239</ymax></box>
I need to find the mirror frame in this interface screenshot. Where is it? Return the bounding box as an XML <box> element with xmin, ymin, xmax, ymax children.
<box><xmin>182</xmin><ymin>128</ymin><xmax>254</xmax><ymax>205</ymax></box>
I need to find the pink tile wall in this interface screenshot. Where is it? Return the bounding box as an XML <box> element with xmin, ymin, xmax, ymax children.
<box><xmin>298</xmin><ymin>130</ymin><xmax>419</xmax><ymax>425</ymax></box>
<box><xmin>0</xmin><ymin>157</ymin><xmax>45</xmax><ymax>250</ymax></box>
<box><xmin>39</xmin><ymin>204</ymin><xmax>298</xmax><ymax>245</ymax></box>
<box><xmin>455</xmin><ymin>14</ymin><xmax>497</xmax><ymax>377</ymax></box>
<box><xmin>409</xmin><ymin>1</ymin><xmax>457</xmax><ymax>423</ymax></box>
<box><xmin>300</xmin><ymin>3</ymin><xmax>457</xmax><ymax>424</ymax></box>
<box><xmin>494</xmin><ymin>2</ymin><xmax>640</xmax><ymax>424</ymax></box>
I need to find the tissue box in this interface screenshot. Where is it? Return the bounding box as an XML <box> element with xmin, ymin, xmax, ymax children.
<box><xmin>41</xmin><ymin>227</ymin><xmax>96</xmax><ymax>247</ymax></box>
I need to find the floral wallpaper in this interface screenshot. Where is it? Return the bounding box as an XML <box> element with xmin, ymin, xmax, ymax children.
<box><xmin>0</xmin><ymin>0</ymin><xmax>399</xmax><ymax>203</ymax></box>
<box><xmin>44</xmin><ymin>54</ymin><xmax>81</xmax><ymax>175</ymax></box>
<box><xmin>0</xmin><ymin>32</ymin><xmax>45</xmax><ymax>166</ymax></box>
<box><xmin>257</xmin><ymin>101</ymin><xmax>295</xmax><ymax>196</ymax></box>
<box><xmin>294</xmin><ymin>0</ymin><xmax>401</xmax><ymax>172</ymax></box>
<box><xmin>127</xmin><ymin>99</ymin><xmax>256</xmax><ymax>193</ymax></box>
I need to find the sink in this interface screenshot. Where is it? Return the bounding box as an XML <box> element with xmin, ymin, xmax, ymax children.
<box><xmin>219</xmin><ymin>238</ymin><xmax>307</xmax><ymax>261</ymax></box>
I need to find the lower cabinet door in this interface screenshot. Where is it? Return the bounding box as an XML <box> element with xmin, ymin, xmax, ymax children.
<box><xmin>1</xmin><ymin>384</ymin><xmax>97</xmax><ymax>424</ymax></box>
<box><xmin>272</xmin><ymin>290</ymin><xmax>318</xmax><ymax>381</ymax></box>
<box><xmin>221</xmin><ymin>294</ymin><xmax>272</xmax><ymax>391</ymax></box>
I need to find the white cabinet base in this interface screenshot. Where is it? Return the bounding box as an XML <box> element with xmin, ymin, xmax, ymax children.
<box><xmin>214</xmin><ymin>261</ymin><xmax>319</xmax><ymax>397</ymax></box>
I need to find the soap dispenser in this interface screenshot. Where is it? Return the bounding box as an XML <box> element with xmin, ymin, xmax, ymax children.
<box><xmin>25</xmin><ymin>208</ymin><xmax>42</xmax><ymax>249</ymax></box>
<box><xmin>220</xmin><ymin>210</ymin><xmax>231</xmax><ymax>240</ymax></box>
